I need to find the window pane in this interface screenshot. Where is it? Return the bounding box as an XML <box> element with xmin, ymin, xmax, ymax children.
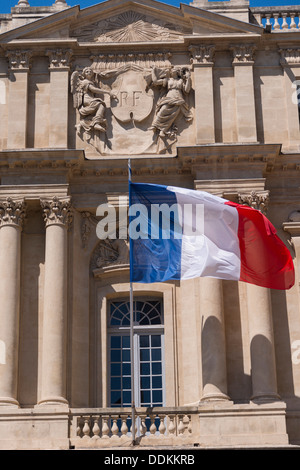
<box><xmin>123</xmin><ymin>391</ymin><xmax>131</xmax><ymax>405</ymax></box>
<box><xmin>122</xmin><ymin>377</ymin><xmax>131</xmax><ymax>390</ymax></box>
<box><xmin>111</xmin><ymin>363</ymin><xmax>121</xmax><ymax>376</ymax></box>
<box><xmin>111</xmin><ymin>391</ymin><xmax>121</xmax><ymax>406</ymax></box>
<box><xmin>152</xmin><ymin>362</ymin><xmax>162</xmax><ymax>374</ymax></box>
<box><xmin>122</xmin><ymin>336</ymin><xmax>130</xmax><ymax>348</ymax></box>
<box><xmin>152</xmin><ymin>376</ymin><xmax>162</xmax><ymax>389</ymax></box>
<box><xmin>111</xmin><ymin>336</ymin><xmax>121</xmax><ymax>348</ymax></box>
<box><xmin>140</xmin><ymin>348</ymin><xmax>150</xmax><ymax>361</ymax></box>
<box><xmin>153</xmin><ymin>390</ymin><xmax>163</xmax><ymax>404</ymax></box>
<box><xmin>151</xmin><ymin>349</ymin><xmax>161</xmax><ymax>361</ymax></box>
<box><xmin>141</xmin><ymin>362</ymin><xmax>150</xmax><ymax>375</ymax></box>
<box><xmin>141</xmin><ymin>376</ymin><xmax>150</xmax><ymax>389</ymax></box>
<box><xmin>141</xmin><ymin>390</ymin><xmax>151</xmax><ymax>404</ymax></box>
<box><xmin>111</xmin><ymin>377</ymin><xmax>121</xmax><ymax>389</ymax></box>
<box><xmin>151</xmin><ymin>335</ymin><xmax>161</xmax><ymax>347</ymax></box>
<box><xmin>122</xmin><ymin>349</ymin><xmax>130</xmax><ymax>362</ymax></box>
<box><xmin>123</xmin><ymin>363</ymin><xmax>131</xmax><ymax>376</ymax></box>
<box><xmin>111</xmin><ymin>349</ymin><xmax>121</xmax><ymax>362</ymax></box>
<box><xmin>140</xmin><ymin>335</ymin><xmax>149</xmax><ymax>347</ymax></box>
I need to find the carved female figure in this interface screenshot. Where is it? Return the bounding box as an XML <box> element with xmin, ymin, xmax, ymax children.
<box><xmin>71</xmin><ymin>67</ymin><xmax>117</xmax><ymax>135</ymax></box>
<box><xmin>149</xmin><ymin>66</ymin><xmax>192</xmax><ymax>138</ymax></box>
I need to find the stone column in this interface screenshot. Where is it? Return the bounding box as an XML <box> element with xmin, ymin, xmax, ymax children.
<box><xmin>189</xmin><ymin>45</ymin><xmax>216</xmax><ymax>144</ymax></box>
<box><xmin>239</xmin><ymin>191</ymin><xmax>280</xmax><ymax>401</ymax></box>
<box><xmin>0</xmin><ymin>198</ymin><xmax>25</xmax><ymax>407</ymax></box>
<box><xmin>38</xmin><ymin>196</ymin><xmax>72</xmax><ymax>406</ymax></box>
<box><xmin>200</xmin><ymin>277</ymin><xmax>229</xmax><ymax>401</ymax></box>
<box><xmin>231</xmin><ymin>45</ymin><xmax>257</xmax><ymax>143</ymax></box>
<box><xmin>194</xmin><ymin>180</ymin><xmax>229</xmax><ymax>401</ymax></box>
<box><xmin>6</xmin><ymin>50</ymin><xmax>32</xmax><ymax>149</ymax></box>
<box><xmin>46</xmin><ymin>49</ymin><xmax>72</xmax><ymax>148</ymax></box>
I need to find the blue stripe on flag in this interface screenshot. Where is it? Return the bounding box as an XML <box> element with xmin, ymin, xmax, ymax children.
<box><xmin>129</xmin><ymin>183</ymin><xmax>182</xmax><ymax>283</ymax></box>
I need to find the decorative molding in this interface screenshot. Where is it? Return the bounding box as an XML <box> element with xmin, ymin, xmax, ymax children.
<box><xmin>238</xmin><ymin>190</ymin><xmax>269</xmax><ymax>215</ymax></box>
<box><xmin>90</xmin><ymin>52</ymin><xmax>172</xmax><ymax>71</ymax></box>
<box><xmin>41</xmin><ymin>196</ymin><xmax>73</xmax><ymax>228</ymax></box>
<box><xmin>189</xmin><ymin>45</ymin><xmax>215</xmax><ymax>66</ymax></box>
<box><xmin>0</xmin><ymin>197</ymin><xmax>26</xmax><ymax>229</ymax></box>
<box><xmin>71</xmin><ymin>11</ymin><xmax>188</xmax><ymax>43</ymax></box>
<box><xmin>230</xmin><ymin>45</ymin><xmax>256</xmax><ymax>65</ymax></box>
<box><xmin>46</xmin><ymin>49</ymin><xmax>73</xmax><ymax>70</ymax></box>
<box><xmin>279</xmin><ymin>48</ymin><xmax>300</xmax><ymax>67</ymax></box>
<box><xmin>6</xmin><ymin>50</ymin><xmax>32</xmax><ymax>71</ymax></box>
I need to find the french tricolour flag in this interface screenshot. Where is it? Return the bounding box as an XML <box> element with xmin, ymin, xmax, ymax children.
<box><xmin>129</xmin><ymin>183</ymin><xmax>294</xmax><ymax>290</ymax></box>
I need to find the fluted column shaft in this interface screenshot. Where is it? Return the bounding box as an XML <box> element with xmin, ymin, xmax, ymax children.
<box><xmin>38</xmin><ymin>197</ymin><xmax>72</xmax><ymax>406</ymax></box>
<box><xmin>0</xmin><ymin>198</ymin><xmax>25</xmax><ymax>407</ymax></box>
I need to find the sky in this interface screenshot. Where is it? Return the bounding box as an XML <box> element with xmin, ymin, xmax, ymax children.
<box><xmin>1</xmin><ymin>0</ymin><xmax>300</xmax><ymax>13</ymax></box>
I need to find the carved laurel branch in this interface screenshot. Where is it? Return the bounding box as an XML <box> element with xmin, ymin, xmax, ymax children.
<box><xmin>0</xmin><ymin>197</ymin><xmax>26</xmax><ymax>228</ymax></box>
<box><xmin>41</xmin><ymin>196</ymin><xmax>73</xmax><ymax>228</ymax></box>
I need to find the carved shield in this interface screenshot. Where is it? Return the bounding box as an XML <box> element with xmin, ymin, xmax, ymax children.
<box><xmin>111</xmin><ymin>69</ymin><xmax>154</xmax><ymax>123</ymax></box>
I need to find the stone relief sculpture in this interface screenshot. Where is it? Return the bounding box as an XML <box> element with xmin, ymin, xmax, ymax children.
<box><xmin>147</xmin><ymin>66</ymin><xmax>193</xmax><ymax>153</ymax></box>
<box><xmin>91</xmin><ymin>238</ymin><xmax>129</xmax><ymax>271</ymax></box>
<box><xmin>71</xmin><ymin>60</ymin><xmax>193</xmax><ymax>156</ymax></box>
<box><xmin>71</xmin><ymin>67</ymin><xmax>117</xmax><ymax>152</ymax></box>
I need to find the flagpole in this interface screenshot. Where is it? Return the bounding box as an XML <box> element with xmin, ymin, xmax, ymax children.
<box><xmin>128</xmin><ymin>158</ymin><xmax>136</xmax><ymax>444</ymax></box>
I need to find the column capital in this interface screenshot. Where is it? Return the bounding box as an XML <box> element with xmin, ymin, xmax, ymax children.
<box><xmin>230</xmin><ymin>44</ymin><xmax>256</xmax><ymax>65</ymax></box>
<box><xmin>238</xmin><ymin>190</ymin><xmax>269</xmax><ymax>215</ymax></box>
<box><xmin>283</xmin><ymin>210</ymin><xmax>300</xmax><ymax>237</ymax></box>
<box><xmin>279</xmin><ymin>47</ymin><xmax>300</xmax><ymax>68</ymax></box>
<box><xmin>41</xmin><ymin>196</ymin><xmax>73</xmax><ymax>228</ymax></box>
<box><xmin>0</xmin><ymin>197</ymin><xmax>26</xmax><ymax>229</ymax></box>
<box><xmin>6</xmin><ymin>50</ymin><xmax>32</xmax><ymax>71</ymax></box>
<box><xmin>46</xmin><ymin>49</ymin><xmax>73</xmax><ymax>70</ymax></box>
<box><xmin>189</xmin><ymin>45</ymin><xmax>215</xmax><ymax>67</ymax></box>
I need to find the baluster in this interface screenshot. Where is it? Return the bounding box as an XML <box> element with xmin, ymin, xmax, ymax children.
<box><xmin>273</xmin><ymin>13</ymin><xmax>280</xmax><ymax>30</ymax></box>
<box><xmin>102</xmin><ymin>416</ymin><xmax>110</xmax><ymax>439</ymax></box>
<box><xmin>290</xmin><ymin>13</ymin><xmax>297</xmax><ymax>29</ymax></box>
<box><xmin>281</xmin><ymin>13</ymin><xmax>289</xmax><ymax>30</ymax></box>
<box><xmin>265</xmin><ymin>14</ymin><xmax>272</xmax><ymax>28</ymax></box>
<box><xmin>111</xmin><ymin>416</ymin><xmax>119</xmax><ymax>437</ymax></box>
<box><xmin>92</xmin><ymin>416</ymin><xmax>100</xmax><ymax>440</ymax></box>
<box><xmin>178</xmin><ymin>415</ymin><xmax>185</xmax><ymax>435</ymax></box>
<box><xmin>168</xmin><ymin>415</ymin><xmax>176</xmax><ymax>436</ymax></box>
<box><xmin>149</xmin><ymin>416</ymin><xmax>157</xmax><ymax>435</ymax></box>
<box><xmin>120</xmin><ymin>415</ymin><xmax>129</xmax><ymax>436</ymax></box>
<box><xmin>158</xmin><ymin>415</ymin><xmax>166</xmax><ymax>436</ymax></box>
<box><xmin>140</xmin><ymin>415</ymin><xmax>147</xmax><ymax>437</ymax></box>
<box><xmin>82</xmin><ymin>417</ymin><xmax>91</xmax><ymax>439</ymax></box>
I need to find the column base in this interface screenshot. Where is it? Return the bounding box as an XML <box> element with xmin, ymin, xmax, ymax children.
<box><xmin>200</xmin><ymin>392</ymin><xmax>231</xmax><ymax>402</ymax></box>
<box><xmin>37</xmin><ymin>396</ymin><xmax>69</xmax><ymax>407</ymax></box>
<box><xmin>0</xmin><ymin>397</ymin><xmax>20</xmax><ymax>408</ymax></box>
<box><xmin>251</xmin><ymin>392</ymin><xmax>282</xmax><ymax>403</ymax></box>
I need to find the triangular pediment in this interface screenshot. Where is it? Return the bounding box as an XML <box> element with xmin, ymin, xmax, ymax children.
<box><xmin>0</xmin><ymin>0</ymin><xmax>262</xmax><ymax>44</ymax></box>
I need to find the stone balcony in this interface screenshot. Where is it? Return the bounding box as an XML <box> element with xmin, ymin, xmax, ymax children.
<box><xmin>250</xmin><ymin>6</ymin><xmax>300</xmax><ymax>31</ymax></box>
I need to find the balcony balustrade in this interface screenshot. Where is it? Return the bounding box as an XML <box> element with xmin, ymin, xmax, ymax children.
<box><xmin>251</xmin><ymin>6</ymin><xmax>300</xmax><ymax>31</ymax></box>
<box><xmin>69</xmin><ymin>407</ymin><xmax>198</xmax><ymax>448</ymax></box>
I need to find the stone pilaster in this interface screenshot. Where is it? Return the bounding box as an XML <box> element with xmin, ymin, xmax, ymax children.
<box><xmin>190</xmin><ymin>45</ymin><xmax>216</xmax><ymax>144</ymax></box>
<box><xmin>279</xmin><ymin>47</ymin><xmax>300</xmax><ymax>150</ymax></box>
<box><xmin>231</xmin><ymin>44</ymin><xmax>257</xmax><ymax>142</ymax></box>
<box><xmin>38</xmin><ymin>196</ymin><xmax>72</xmax><ymax>406</ymax></box>
<box><xmin>6</xmin><ymin>50</ymin><xmax>32</xmax><ymax>149</ymax></box>
<box><xmin>0</xmin><ymin>198</ymin><xmax>26</xmax><ymax>407</ymax></box>
<box><xmin>46</xmin><ymin>49</ymin><xmax>73</xmax><ymax>148</ymax></box>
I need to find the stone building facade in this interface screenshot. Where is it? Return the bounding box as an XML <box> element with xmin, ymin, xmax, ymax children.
<box><xmin>0</xmin><ymin>0</ymin><xmax>300</xmax><ymax>449</ymax></box>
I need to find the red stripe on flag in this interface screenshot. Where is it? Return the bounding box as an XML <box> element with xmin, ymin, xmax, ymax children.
<box><xmin>225</xmin><ymin>202</ymin><xmax>295</xmax><ymax>290</ymax></box>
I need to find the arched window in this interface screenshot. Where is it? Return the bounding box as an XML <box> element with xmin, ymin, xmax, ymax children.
<box><xmin>108</xmin><ymin>298</ymin><xmax>165</xmax><ymax>408</ymax></box>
